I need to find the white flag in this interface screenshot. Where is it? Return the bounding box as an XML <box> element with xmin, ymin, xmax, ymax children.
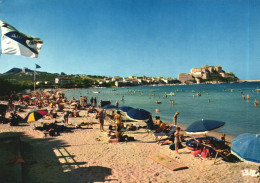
<box><xmin>0</xmin><ymin>20</ymin><xmax>43</xmax><ymax>58</ymax></box>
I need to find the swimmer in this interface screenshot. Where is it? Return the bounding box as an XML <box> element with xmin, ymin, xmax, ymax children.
<box><xmin>208</xmin><ymin>99</ymin><xmax>211</xmax><ymax>103</ymax></box>
<box><xmin>247</xmin><ymin>94</ymin><xmax>250</xmax><ymax>100</ymax></box>
<box><xmin>255</xmin><ymin>99</ymin><xmax>258</xmax><ymax>106</ymax></box>
<box><xmin>242</xmin><ymin>94</ymin><xmax>245</xmax><ymax>100</ymax></box>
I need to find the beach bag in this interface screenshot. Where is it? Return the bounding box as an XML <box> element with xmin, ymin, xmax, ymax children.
<box><xmin>169</xmin><ymin>143</ymin><xmax>175</xmax><ymax>150</ymax></box>
<box><xmin>49</xmin><ymin>129</ymin><xmax>56</xmax><ymax>136</ymax></box>
<box><xmin>126</xmin><ymin>136</ymin><xmax>135</xmax><ymax>141</ymax></box>
<box><xmin>201</xmin><ymin>147</ymin><xmax>210</xmax><ymax>158</ymax></box>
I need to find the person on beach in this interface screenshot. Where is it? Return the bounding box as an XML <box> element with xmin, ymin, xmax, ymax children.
<box><xmin>90</xmin><ymin>97</ymin><xmax>94</xmax><ymax>106</ymax></box>
<box><xmin>114</xmin><ymin>111</ymin><xmax>122</xmax><ymax>130</ymax></box>
<box><xmin>97</xmin><ymin>110</ymin><xmax>105</xmax><ymax>132</ymax></box>
<box><xmin>154</xmin><ymin>116</ymin><xmax>162</xmax><ymax>129</ymax></box>
<box><xmin>80</xmin><ymin>96</ymin><xmax>83</xmax><ymax>108</ymax></box>
<box><xmin>64</xmin><ymin>111</ymin><xmax>69</xmax><ymax>125</ymax></box>
<box><xmin>157</xmin><ymin>133</ymin><xmax>174</xmax><ymax>145</ymax></box>
<box><xmin>173</xmin><ymin>112</ymin><xmax>179</xmax><ymax>126</ymax></box>
<box><xmin>94</xmin><ymin>97</ymin><xmax>97</xmax><ymax>107</ymax></box>
<box><xmin>107</xmin><ymin>125</ymin><xmax>115</xmax><ymax>138</ymax></box>
<box><xmin>221</xmin><ymin>133</ymin><xmax>226</xmax><ymax>143</ymax></box>
<box><xmin>174</xmin><ymin>127</ymin><xmax>182</xmax><ymax>154</ymax></box>
<box><xmin>115</xmin><ymin>101</ymin><xmax>119</xmax><ymax>108</ymax></box>
<box><xmin>110</xmin><ymin>111</ymin><xmax>115</xmax><ymax>122</ymax></box>
<box><xmin>115</xmin><ymin>126</ymin><xmax>128</xmax><ymax>142</ymax></box>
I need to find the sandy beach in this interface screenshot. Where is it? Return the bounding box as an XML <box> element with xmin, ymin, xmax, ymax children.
<box><xmin>0</xmin><ymin>98</ymin><xmax>259</xmax><ymax>183</ymax></box>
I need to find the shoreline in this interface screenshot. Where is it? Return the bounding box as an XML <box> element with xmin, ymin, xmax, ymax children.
<box><xmin>0</xmin><ymin>99</ymin><xmax>258</xmax><ymax>182</ymax></box>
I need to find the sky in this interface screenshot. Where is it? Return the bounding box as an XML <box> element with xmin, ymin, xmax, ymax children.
<box><xmin>0</xmin><ymin>0</ymin><xmax>260</xmax><ymax>79</ymax></box>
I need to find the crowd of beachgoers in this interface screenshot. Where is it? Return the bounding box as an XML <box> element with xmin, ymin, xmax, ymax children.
<box><xmin>0</xmin><ymin>88</ymin><xmax>259</xmax><ymax>183</ymax></box>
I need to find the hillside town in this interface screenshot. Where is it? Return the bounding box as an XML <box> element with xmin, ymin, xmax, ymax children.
<box><xmin>1</xmin><ymin>65</ymin><xmax>238</xmax><ymax>90</ymax></box>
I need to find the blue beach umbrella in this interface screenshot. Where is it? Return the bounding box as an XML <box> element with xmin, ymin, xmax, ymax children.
<box><xmin>103</xmin><ymin>105</ymin><xmax>117</xmax><ymax>109</ymax></box>
<box><xmin>185</xmin><ymin>119</ymin><xmax>225</xmax><ymax>135</ymax></box>
<box><xmin>126</xmin><ymin>108</ymin><xmax>151</xmax><ymax>121</ymax></box>
<box><xmin>117</xmin><ymin>106</ymin><xmax>134</xmax><ymax>113</ymax></box>
<box><xmin>231</xmin><ymin>133</ymin><xmax>260</xmax><ymax>164</ymax></box>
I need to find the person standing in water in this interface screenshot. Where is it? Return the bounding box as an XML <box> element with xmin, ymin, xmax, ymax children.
<box><xmin>255</xmin><ymin>99</ymin><xmax>258</xmax><ymax>106</ymax></box>
<box><xmin>173</xmin><ymin>112</ymin><xmax>179</xmax><ymax>126</ymax></box>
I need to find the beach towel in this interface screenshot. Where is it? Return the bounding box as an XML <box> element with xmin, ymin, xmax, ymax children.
<box><xmin>108</xmin><ymin>139</ymin><xmax>119</xmax><ymax>143</ymax></box>
<box><xmin>149</xmin><ymin>154</ymin><xmax>188</xmax><ymax>171</ymax></box>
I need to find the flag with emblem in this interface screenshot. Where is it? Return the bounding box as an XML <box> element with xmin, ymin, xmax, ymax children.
<box><xmin>0</xmin><ymin>20</ymin><xmax>43</xmax><ymax>58</ymax></box>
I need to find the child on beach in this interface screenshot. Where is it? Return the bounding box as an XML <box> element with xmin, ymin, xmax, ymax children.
<box><xmin>174</xmin><ymin>127</ymin><xmax>182</xmax><ymax>154</ymax></box>
<box><xmin>64</xmin><ymin>111</ymin><xmax>69</xmax><ymax>125</ymax></box>
<box><xmin>97</xmin><ymin>110</ymin><xmax>105</xmax><ymax>132</ymax></box>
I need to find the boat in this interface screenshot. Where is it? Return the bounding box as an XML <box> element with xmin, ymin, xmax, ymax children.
<box><xmin>156</xmin><ymin>100</ymin><xmax>161</xmax><ymax>104</ymax></box>
<box><xmin>168</xmin><ymin>92</ymin><xmax>175</xmax><ymax>96</ymax></box>
<box><xmin>112</xmin><ymin>89</ymin><xmax>117</xmax><ymax>91</ymax></box>
<box><xmin>92</xmin><ymin>91</ymin><xmax>100</xmax><ymax>94</ymax></box>
<box><xmin>186</xmin><ymin>136</ymin><xmax>221</xmax><ymax>151</ymax></box>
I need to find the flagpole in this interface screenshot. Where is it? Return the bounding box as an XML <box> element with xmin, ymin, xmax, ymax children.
<box><xmin>34</xmin><ymin>68</ymin><xmax>36</xmax><ymax>93</ymax></box>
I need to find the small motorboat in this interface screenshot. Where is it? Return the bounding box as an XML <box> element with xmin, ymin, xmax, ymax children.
<box><xmin>92</xmin><ymin>91</ymin><xmax>100</xmax><ymax>94</ymax></box>
<box><xmin>168</xmin><ymin>92</ymin><xmax>175</xmax><ymax>96</ymax></box>
<box><xmin>156</xmin><ymin>100</ymin><xmax>161</xmax><ymax>104</ymax></box>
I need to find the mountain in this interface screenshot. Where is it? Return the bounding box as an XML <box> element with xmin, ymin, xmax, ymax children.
<box><xmin>5</xmin><ymin>67</ymin><xmax>34</xmax><ymax>74</ymax></box>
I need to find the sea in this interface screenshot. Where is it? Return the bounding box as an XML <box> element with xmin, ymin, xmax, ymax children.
<box><xmin>63</xmin><ymin>82</ymin><xmax>260</xmax><ymax>136</ymax></box>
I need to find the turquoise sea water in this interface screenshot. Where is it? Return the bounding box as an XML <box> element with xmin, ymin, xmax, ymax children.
<box><xmin>63</xmin><ymin>82</ymin><xmax>260</xmax><ymax>136</ymax></box>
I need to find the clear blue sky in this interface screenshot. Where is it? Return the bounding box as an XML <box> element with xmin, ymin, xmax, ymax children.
<box><xmin>0</xmin><ymin>0</ymin><xmax>260</xmax><ymax>79</ymax></box>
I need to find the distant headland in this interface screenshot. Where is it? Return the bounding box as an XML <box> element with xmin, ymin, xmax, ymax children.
<box><xmin>1</xmin><ymin>65</ymin><xmax>258</xmax><ymax>95</ymax></box>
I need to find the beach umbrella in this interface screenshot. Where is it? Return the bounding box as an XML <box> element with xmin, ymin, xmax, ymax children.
<box><xmin>24</xmin><ymin>109</ymin><xmax>48</xmax><ymax>123</ymax></box>
<box><xmin>117</xmin><ymin>106</ymin><xmax>134</xmax><ymax>112</ymax></box>
<box><xmin>71</xmin><ymin>102</ymin><xmax>78</xmax><ymax>106</ymax></box>
<box><xmin>103</xmin><ymin>105</ymin><xmax>117</xmax><ymax>109</ymax></box>
<box><xmin>231</xmin><ymin>133</ymin><xmax>260</xmax><ymax>164</ymax></box>
<box><xmin>126</xmin><ymin>108</ymin><xmax>151</xmax><ymax>121</ymax></box>
<box><xmin>31</xmin><ymin>97</ymin><xmax>37</xmax><ymax>100</ymax></box>
<box><xmin>185</xmin><ymin>119</ymin><xmax>225</xmax><ymax>135</ymax></box>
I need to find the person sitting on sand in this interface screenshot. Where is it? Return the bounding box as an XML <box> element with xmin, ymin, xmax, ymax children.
<box><xmin>115</xmin><ymin>126</ymin><xmax>128</xmax><ymax>142</ymax></box>
<box><xmin>107</xmin><ymin>125</ymin><xmax>115</xmax><ymax>138</ymax></box>
<box><xmin>154</xmin><ymin>116</ymin><xmax>162</xmax><ymax>129</ymax></box>
<box><xmin>157</xmin><ymin>133</ymin><xmax>175</xmax><ymax>145</ymax></box>
<box><xmin>174</xmin><ymin>127</ymin><xmax>182</xmax><ymax>154</ymax></box>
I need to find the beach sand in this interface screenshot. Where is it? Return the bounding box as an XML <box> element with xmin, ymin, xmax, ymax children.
<box><xmin>0</xmin><ymin>101</ymin><xmax>259</xmax><ymax>183</ymax></box>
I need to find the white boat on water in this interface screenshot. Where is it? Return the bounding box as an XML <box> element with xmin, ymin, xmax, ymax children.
<box><xmin>168</xmin><ymin>92</ymin><xmax>175</xmax><ymax>96</ymax></box>
<box><xmin>93</xmin><ymin>91</ymin><xmax>100</xmax><ymax>94</ymax></box>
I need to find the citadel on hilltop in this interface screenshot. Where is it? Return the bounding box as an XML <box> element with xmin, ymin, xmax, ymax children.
<box><xmin>178</xmin><ymin>65</ymin><xmax>238</xmax><ymax>84</ymax></box>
